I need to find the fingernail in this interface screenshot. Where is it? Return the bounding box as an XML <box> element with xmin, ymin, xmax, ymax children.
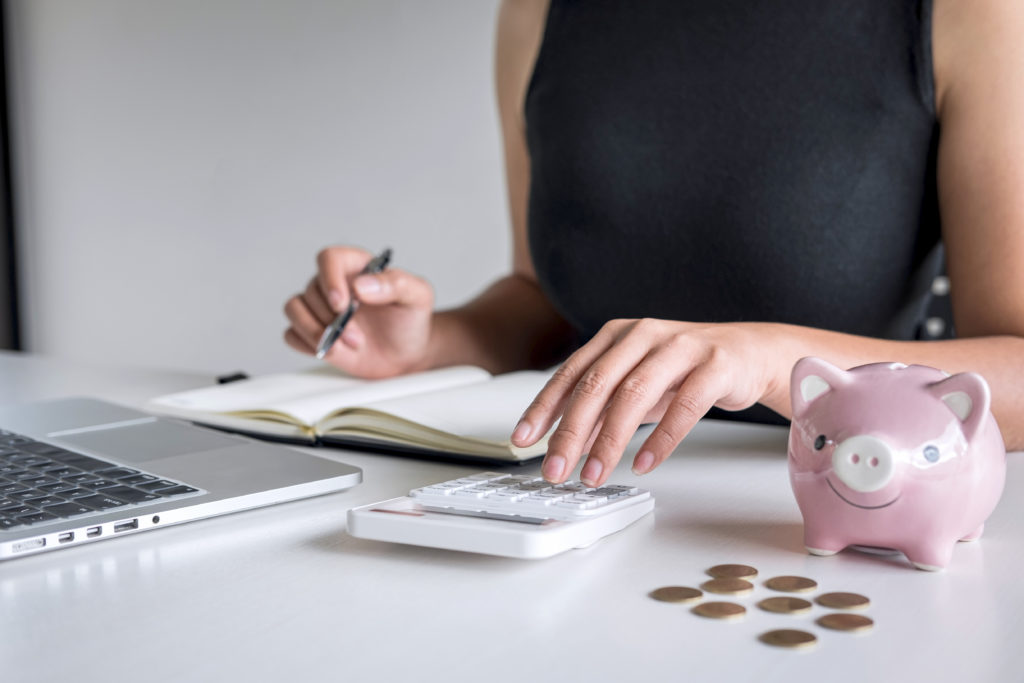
<box><xmin>511</xmin><ymin>419</ymin><xmax>533</xmax><ymax>445</ymax></box>
<box><xmin>328</xmin><ymin>289</ymin><xmax>345</xmax><ymax>312</ymax></box>
<box><xmin>542</xmin><ymin>455</ymin><xmax>566</xmax><ymax>482</ymax></box>
<box><xmin>632</xmin><ymin>450</ymin><xmax>655</xmax><ymax>475</ymax></box>
<box><xmin>580</xmin><ymin>458</ymin><xmax>603</xmax><ymax>486</ymax></box>
<box><xmin>354</xmin><ymin>275</ymin><xmax>382</xmax><ymax>295</ymax></box>
<box><xmin>340</xmin><ymin>324</ymin><xmax>364</xmax><ymax>349</ymax></box>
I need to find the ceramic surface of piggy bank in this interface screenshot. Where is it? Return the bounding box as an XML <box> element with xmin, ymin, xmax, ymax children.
<box><xmin>788</xmin><ymin>357</ymin><xmax>1006</xmax><ymax>571</ymax></box>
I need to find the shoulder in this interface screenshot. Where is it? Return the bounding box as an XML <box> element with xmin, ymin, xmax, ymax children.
<box><xmin>933</xmin><ymin>0</ymin><xmax>1024</xmax><ymax>117</ymax></box>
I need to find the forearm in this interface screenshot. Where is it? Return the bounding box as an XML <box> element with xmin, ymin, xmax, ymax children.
<box><xmin>420</xmin><ymin>273</ymin><xmax>576</xmax><ymax>375</ymax></box>
<box><xmin>757</xmin><ymin>323</ymin><xmax>1024</xmax><ymax>449</ymax></box>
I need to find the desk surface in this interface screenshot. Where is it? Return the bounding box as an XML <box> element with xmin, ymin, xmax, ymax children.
<box><xmin>2</xmin><ymin>351</ymin><xmax>1021</xmax><ymax>683</ymax></box>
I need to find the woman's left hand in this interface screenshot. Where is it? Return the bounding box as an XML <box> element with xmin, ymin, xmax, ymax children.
<box><xmin>510</xmin><ymin>318</ymin><xmax>789</xmax><ymax>486</ymax></box>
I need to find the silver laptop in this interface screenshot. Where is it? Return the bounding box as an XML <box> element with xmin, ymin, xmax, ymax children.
<box><xmin>0</xmin><ymin>397</ymin><xmax>362</xmax><ymax>560</ymax></box>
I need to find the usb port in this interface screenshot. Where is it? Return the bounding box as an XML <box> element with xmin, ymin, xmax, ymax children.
<box><xmin>58</xmin><ymin>532</ymin><xmax>75</xmax><ymax>544</ymax></box>
<box><xmin>86</xmin><ymin>527</ymin><xmax>102</xmax><ymax>538</ymax></box>
<box><xmin>114</xmin><ymin>519</ymin><xmax>139</xmax><ymax>533</ymax></box>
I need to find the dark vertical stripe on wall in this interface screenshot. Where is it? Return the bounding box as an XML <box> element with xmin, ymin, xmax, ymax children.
<box><xmin>0</xmin><ymin>1</ymin><xmax>20</xmax><ymax>350</ymax></box>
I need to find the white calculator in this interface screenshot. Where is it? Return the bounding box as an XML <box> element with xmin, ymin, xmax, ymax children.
<box><xmin>346</xmin><ymin>472</ymin><xmax>655</xmax><ymax>559</ymax></box>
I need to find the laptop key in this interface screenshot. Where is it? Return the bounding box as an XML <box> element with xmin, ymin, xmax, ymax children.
<box><xmin>101</xmin><ymin>486</ymin><xmax>160</xmax><ymax>503</ymax></box>
<box><xmin>38</xmin><ymin>482</ymin><xmax>79</xmax><ymax>494</ymax></box>
<box><xmin>0</xmin><ymin>504</ymin><xmax>38</xmax><ymax>516</ymax></box>
<box><xmin>42</xmin><ymin>502</ymin><xmax>95</xmax><ymax>518</ymax></box>
<box><xmin>76</xmin><ymin>495</ymin><xmax>127</xmax><ymax>510</ymax></box>
<box><xmin>41</xmin><ymin>465</ymin><xmax>80</xmax><ymax>478</ymax></box>
<box><xmin>18</xmin><ymin>476</ymin><xmax>59</xmax><ymax>488</ymax></box>
<box><xmin>95</xmin><ymin>467</ymin><xmax>140</xmax><ymax>479</ymax></box>
<box><xmin>19</xmin><ymin>442</ymin><xmax>64</xmax><ymax>455</ymax></box>
<box><xmin>48</xmin><ymin>454</ymin><xmax>114</xmax><ymax>471</ymax></box>
<box><xmin>8</xmin><ymin>490</ymin><xmax>44</xmax><ymax>500</ymax></box>
<box><xmin>63</xmin><ymin>488</ymin><xmax>96</xmax><ymax>499</ymax></box>
<box><xmin>64</xmin><ymin>473</ymin><xmax>101</xmax><ymax>485</ymax></box>
<box><xmin>23</xmin><ymin>496</ymin><xmax>67</xmax><ymax>508</ymax></box>
<box><xmin>7</xmin><ymin>455</ymin><xmax>51</xmax><ymax>467</ymax></box>
<box><xmin>16</xmin><ymin>511</ymin><xmax>58</xmax><ymax>524</ymax></box>
<box><xmin>139</xmin><ymin>480</ymin><xmax>180</xmax><ymax>491</ymax></box>
<box><xmin>0</xmin><ymin>481</ymin><xmax>29</xmax><ymax>495</ymax></box>
<box><xmin>157</xmin><ymin>485</ymin><xmax>199</xmax><ymax>496</ymax></box>
<box><xmin>88</xmin><ymin>479</ymin><xmax>123</xmax><ymax>490</ymax></box>
<box><xmin>120</xmin><ymin>474</ymin><xmax>159</xmax><ymax>485</ymax></box>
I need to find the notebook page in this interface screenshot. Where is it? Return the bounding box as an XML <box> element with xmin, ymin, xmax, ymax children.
<box><xmin>324</xmin><ymin>370</ymin><xmax>551</xmax><ymax>443</ymax></box>
<box><xmin>148</xmin><ymin>365</ymin><xmax>490</xmax><ymax>426</ymax></box>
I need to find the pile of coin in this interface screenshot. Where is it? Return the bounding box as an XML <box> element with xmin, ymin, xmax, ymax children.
<box><xmin>648</xmin><ymin>564</ymin><xmax>874</xmax><ymax>650</ymax></box>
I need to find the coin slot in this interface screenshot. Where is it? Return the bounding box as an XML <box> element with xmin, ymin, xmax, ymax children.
<box><xmin>114</xmin><ymin>519</ymin><xmax>139</xmax><ymax>533</ymax></box>
<box><xmin>58</xmin><ymin>532</ymin><xmax>75</xmax><ymax>544</ymax></box>
<box><xmin>86</xmin><ymin>526</ymin><xmax>102</xmax><ymax>538</ymax></box>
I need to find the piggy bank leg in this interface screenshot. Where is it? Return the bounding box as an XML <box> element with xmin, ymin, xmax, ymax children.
<box><xmin>959</xmin><ymin>524</ymin><xmax>984</xmax><ymax>542</ymax></box>
<box><xmin>803</xmin><ymin>525</ymin><xmax>846</xmax><ymax>557</ymax></box>
<box><xmin>903</xmin><ymin>540</ymin><xmax>955</xmax><ymax>572</ymax></box>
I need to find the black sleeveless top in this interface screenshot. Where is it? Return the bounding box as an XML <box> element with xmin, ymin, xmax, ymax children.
<box><xmin>525</xmin><ymin>0</ymin><xmax>941</xmax><ymax>423</ymax></box>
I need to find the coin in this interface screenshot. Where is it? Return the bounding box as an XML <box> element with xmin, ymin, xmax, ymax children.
<box><xmin>692</xmin><ymin>601</ymin><xmax>746</xmax><ymax>621</ymax></box>
<box><xmin>817</xmin><ymin>613</ymin><xmax>874</xmax><ymax>633</ymax></box>
<box><xmin>649</xmin><ymin>586</ymin><xmax>703</xmax><ymax>604</ymax></box>
<box><xmin>816</xmin><ymin>592</ymin><xmax>870</xmax><ymax>610</ymax></box>
<box><xmin>707</xmin><ymin>564</ymin><xmax>758</xmax><ymax>580</ymax></box>
<box><xmin>764</xmin><ymin>575</ymin><xmax>818</xmax><ymax>593</ymax></box>
<box><xmin>757</xmin><ymin>596</ymin><xmax>813</xmax><ymax>615</ymax></box>
<box><xmin>700</xmin><ymin>578</ymin><xmax>755</xmax><ymax>596</ymax></box>
<box><xmin>759</xmin><ymin>629</ymin><xmax>818</xmax><ymax>650</ymax></box>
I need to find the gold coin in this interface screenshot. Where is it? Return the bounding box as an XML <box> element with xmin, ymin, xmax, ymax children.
<box><xmin>649</xmin><ymin>586</ymin><xmax>703</xmax><ymax>604</ymax></box>
<box><xmin>700</xmin><ymin>578</ymin><xmax>755</xmax><ymax>596</ymax></box>
<box><xmin>817</xmin><ymin>613</ymin><xmax>874</xmax><ymax>633</ymax></box>
<box><xmin>759</xmin><ymin>629</ymin><xmax>818</xmax><ymax>650</ymax></box>
<box><xmin>692</xmin><ymin>601</ymin><xmax>746</xmax><ymax>621</ymax></box>
<box><xmin>764</xmin><ymin>575</ymin><xmax>818</xmax><ymax>593</ymax></box>
<box><xmin>757</xmin><ymin>597</ymin><xmax>813</xmax><ymax>615</ymax></box>
<box><xmin>816</xmin><ymin>592</ymin><xmax>870</xmax><ymax>610</ymax></box>
<box><xmin>707</xmin><ymin>564</ymin><xmax>759</xmax><ymax>580</ymax></box>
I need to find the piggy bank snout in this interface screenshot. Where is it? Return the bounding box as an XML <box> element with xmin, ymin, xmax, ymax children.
<box><xmin>832</xmin><ymin>435</ymin><xmax>895</xmax><ymax>493</ymax></box>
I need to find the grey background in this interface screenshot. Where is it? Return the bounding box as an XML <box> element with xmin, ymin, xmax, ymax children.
<box><xmin>6</xmin><ymin>0</ymin><xmax>508</xmax><ymax>374</ymax></box>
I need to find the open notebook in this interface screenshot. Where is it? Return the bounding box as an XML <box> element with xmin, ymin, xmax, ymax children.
<box><xmin>145</xmin><ymin>366</ymin><xmax>553</xmax><ymax>463</ymax></box>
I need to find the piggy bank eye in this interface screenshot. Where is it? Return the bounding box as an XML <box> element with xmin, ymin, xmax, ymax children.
<box><xmin>923</xmin><ymin>445</ymin><xmax>940</xmax><ymax>463</ymax></box>
<box><xmin>814</xmin><ymin>434</ymin><xmax>827</xmax><ymax>451</ymax></box>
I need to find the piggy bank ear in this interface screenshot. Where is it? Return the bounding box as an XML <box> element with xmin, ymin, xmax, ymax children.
<box><xmin>927</xmin><ymin>371</ymin><xmax>991</xmax><ymax>441</ymax></box>
<box><xmin>790</xmin><ymin>357</ymin><xmax>850</xmax><ymax>418</ymax></box>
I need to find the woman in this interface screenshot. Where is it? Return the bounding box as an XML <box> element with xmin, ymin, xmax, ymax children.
<box><xmin>284</xmin><ymin>0</ymin><xmax>1024</xmax><ymax>488</ymax></box>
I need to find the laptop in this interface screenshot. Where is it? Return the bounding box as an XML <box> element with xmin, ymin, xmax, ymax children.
<box><xmin>0</xmin><ymin>397</ymin><xmax>362</xmax><ymax>560</ymax></box>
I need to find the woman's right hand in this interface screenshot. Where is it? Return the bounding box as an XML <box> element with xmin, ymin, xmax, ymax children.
<box><xmin>284</xmin><ymin>246</ymin><xmax>435</xmax><ymax>379</ymax></box>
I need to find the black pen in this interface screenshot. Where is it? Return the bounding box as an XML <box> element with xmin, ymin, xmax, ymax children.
<box><xmin>315</xmin><ymin>248</ymin><xmax>392</xmax><ymax>360</ymax></box>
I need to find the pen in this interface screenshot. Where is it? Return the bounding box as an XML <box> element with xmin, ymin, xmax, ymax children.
<box><xmin>315</xmin><ymin>248</ymin><xmax>392</xmax><ymax>360</ymax></box>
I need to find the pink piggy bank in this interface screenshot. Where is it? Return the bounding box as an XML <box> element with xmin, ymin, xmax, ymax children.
<box><xmin>788</xmin><ymin>357</ymin><xmax>1006</xmax><ymax>571</ymax></box>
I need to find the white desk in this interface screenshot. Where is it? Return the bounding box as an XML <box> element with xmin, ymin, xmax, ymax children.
<box><xmin>2</xmin><ymin>351</ymin><xmax>1021</xmax><ymax>682</ymax></box>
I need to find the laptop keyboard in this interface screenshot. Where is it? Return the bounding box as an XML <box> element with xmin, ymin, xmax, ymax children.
<box><xmin>0</xmin><ymin>429</ymin><xmax>200</xmax><ymax>530</ymax></box>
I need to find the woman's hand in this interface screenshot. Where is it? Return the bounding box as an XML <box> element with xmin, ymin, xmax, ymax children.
<box><xmin>284</xmin><ymin>246</ymin><xmax>435</xmax><ymax>379</ymax></box>
<box><xmin>511</xmin><ymin>319</ymin><xmax>788</xmax><ymax>486</ymax></box>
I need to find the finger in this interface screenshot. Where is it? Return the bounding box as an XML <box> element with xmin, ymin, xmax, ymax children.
<box><xmin>302</xmin><ymin>277</ymin><xmax>335</xmax><ymax>327</ymax></box>
<box><xmin>284</xmin><ymin>328</ymin><xmax>314</xmax><ymax>356</ymax></box>
<box><xmin>512</xmin><ymin>321</ymin><xmax>627</xmax><ymax>448</ymax></box>
<box><xmin>283</xmin><ymin>296</ymin><xmax>325</xmax><ymax>350</ymax></box>
<box><xmin>352</xmin><ymin>269</ymin><xmax>433</xmax><ymax>309</ymax></box>
<box><xmin>632</xmin><ymin>363</ymin><xmax>728</xmax><ymax>475</ymax></box>
<box><xmin>541</xmin><ymin>326</ymin><xmax>660</xmax><ymax>483</ymax></box>
<box><xmin>316</xmin><ymin>246</ymin><xmax>373</xmax><ymax>313</ymax></box>
<box><xmin>579</xmin><ymin>354</ymin><xmax>685</xmax><ymax>486</ymax></box>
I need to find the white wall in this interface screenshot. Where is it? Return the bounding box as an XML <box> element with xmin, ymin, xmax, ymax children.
<box><xmin>7</xmin><ymin>0</ymin><xmax>508</xmax><ymax>375</ymax></box>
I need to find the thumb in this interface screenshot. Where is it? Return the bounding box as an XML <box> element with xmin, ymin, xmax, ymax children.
<box><xmin>352</xmin><ymin>269</ymin><xmax>433</xmax><ymax>309</ymax></box>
